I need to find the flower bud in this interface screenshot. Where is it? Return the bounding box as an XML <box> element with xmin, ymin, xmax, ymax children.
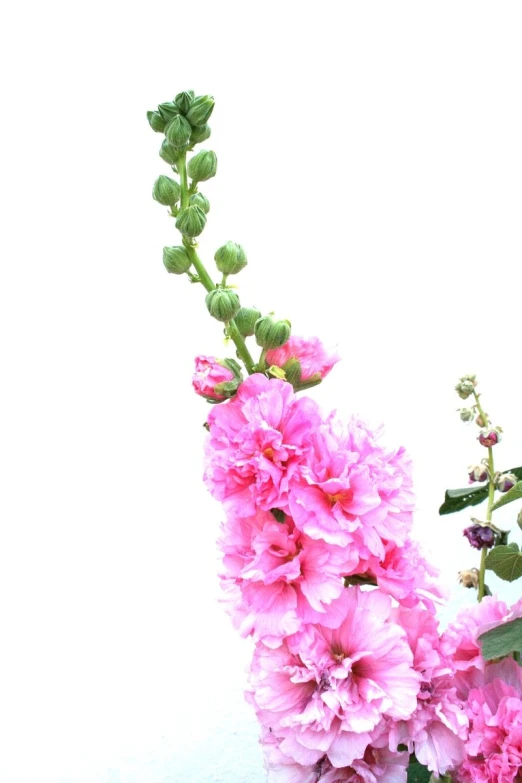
<box><xmin>234</xmin><ymin>306</ymin><xmax>261</xmax><ymax>336</ymax></box>
<box><xmin>174</xmin><ymin>90</ymin><xmax>195</xmax><ymax>115</ymax></box>
<box><xmin>255</xmin><ymin>316</ymin><xmax>291</xmax><ymax>349</ymax></box>
<box><xmin>455</xmin><ymin>379</ymin><xmax>476</xmax><ymax>400</ymax></box>
<box><xmin>463</xmin><ymin>524</ymin><xmax>495</xmax><ymax>550</ymax></box>
<box><xmin>517</xmin><ymin>510</ymin><xmax>522</xmax><ymax>530</ymax></box>
<box><xmin>187</xmin><ymin>150</ymin><xmax>217</xmax><ymax>182</ymax></box>
<box><xmin>186</xmin><ymin>95</ymin><xmax>215</xmax><ymax>127</ymax></box>
<box><xmin>147</xmin><ymin>110</ymin><xmax>167</xmax><ymax>133</ymax></box>
<box><xmin>214</xmin><ymin>241</ymin><xmax>247</xmax><ymax>275</ymax></box>
<box><xmin>157</xmin><ymin>101</ymin><xmax>180</xmax><ymax>122</ymax></box>
<box><xmin>475</xmin><ymin>413</ymin><xmax>487</xmax><ymax>427</ymax></box>
<box><xmin>163</xmin><ymin>246</ymin><xmax>191</xmax><ymax>274</ymax></box>
<box><xmin>190</xmin><ymin>124</ymin><xmax>211</xmax><ymax>144</ymax></box>
<box><xmin>478</xmin><ymin>428</ymin><xmax>502</xmax><ymax>447</ymax></box>
<box><xmin>192</xmin><ymin>355</ymin><xmax>242</xmax><ymax>401</ymax></box>
<box><xmin>459</xmin><ymin>407</ymin><xmax>475</xmax><ymax>423</ymax></box>
<box><xmin>458</xmin><ymin>568</ymin><xmax>479</xmax><ymax>589</ymax></box>
<box><xmin>175</xmin><ymin>205</ymin><xmax>207</xmax><ymax>237</ymax></box>
<box><xmin>205</xmin><ymin>288</ymin><xmax>241</xmax><ymax>322</ymax></box>
<box><xmin>159</xmin><ymin>139</ymin><xmax>179</xmax><ymax>165</ymax></box>
<box><xmin>189</xmin><ymin>193</ymin><xmax>210</xmax><ymax>214</ymax></box>
<box><xmin>152</xmin><ymin>174</ymin><xmax>181</xmax><ymax>206</ymax></box>
<box><xmin>468</xmin><ymin>463</ymin><xmax>488</xmax><ymax>483</ymax></box>
<box><xmin>496</xmin><ymin>472</ymin><xmax>517</xmax><ymax>493</ymax></box>
<box><xmin>165</xmin><ymin>115</ymin><xmax>192</xmax><ymax>148</ymax></box>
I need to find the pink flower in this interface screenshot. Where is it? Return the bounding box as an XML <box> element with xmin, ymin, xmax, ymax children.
<box><xmin>265</xmin><ymin>336</ymin><xmax>340</xmax><ymax>383</ymax></box>
<box><xmin>192</xmin><ymin>355</ymin><xmax>239</xmax><ymax>400</ymax></box>
<box><xmin>247</xmin><ymin>587</ymin><xmax>420</xmax><ymax>768</ymax></box>
<box><xmin>219</xmin><ymin>509</ymin><xmax>358</xmax><ymax>646</ymax></box>
<box><xmin>288</xmin><ymin>414</ymin><xmax>414</xmax><ymax>563</ymax></box>
<box><xmin>204</xmin><ymin>374</ymin><xmax>321</xmax><ymax>516</ymax></box>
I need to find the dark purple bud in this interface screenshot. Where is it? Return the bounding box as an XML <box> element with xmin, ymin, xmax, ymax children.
<box><xmin>496</xmin><ymin>473</ymin><xmax>517</xmax><ymax>493</ymax></box>
<box><xmin>468</xmin><ymin>464</ymin><xmax>488</xmax><ymax>483</ymax></box>
<box><xmin>463</xmin><ymin>524</ymin><xmax>495</xmax><ymax>550</ymax></box>
<box><xmin>478</xmin><ymin>428</ymin><xmax>502</xmax><ymax>447</ymax></box>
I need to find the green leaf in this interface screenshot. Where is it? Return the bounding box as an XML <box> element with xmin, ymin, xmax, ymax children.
<box><xmin>485</xmin><ymin>543</ymin><xmax>522</xmax><ymax>582</ymax></box>
<box><xmin>478</xmin><ymin>617</ymin><xmax>522</xmax><ymax>660</ymax></box>
<box><xmin>492</xmin><ymin>481</ymin><xmax>522</xmax><ymax>512</ymax></box>
<box><xmin>407</xmin><ymin>755</ymin><xmax>431</xmax><ymax>783</ymax></box>
<box><xmin>439</xmin><ymin>466</ymin><xmax>522</xmax><ymax>516</ymax></box>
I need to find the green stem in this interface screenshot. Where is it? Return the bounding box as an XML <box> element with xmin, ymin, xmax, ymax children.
<box><xmin>474</xmin><ymin>391</ymin><xmax>495</xmax><ymax>602</ymax></box>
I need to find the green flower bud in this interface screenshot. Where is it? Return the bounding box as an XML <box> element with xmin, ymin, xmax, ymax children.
<box><xmin>147</xmin><ymin>110</ymin><xmax>166</xmax><ymax>133</ymax></box>
<box><xmin>152</xmin><ymin>175</ymin><xmax>181</xmax><ymax>206</ymax></box>
<box><xmin>518</xmin><ymin>509</ymin><xmax>522</xmax><ymax>530</ymax></box>
<box><xmin>174</xmin><ymin>90</ymin><xmax>195</xmax><ymax>114</ymax></box>
<box><xmin>189</xmin><ymin>192</ymin><xmax>210</xmax><ymax>214</ymax></box>
<box><xmin>205</xmin><ymin>288</ymin><xmax>241</xmax><ymax>322</ymax></box>
<box><xmin>283</xmin><ymin>358</ymin><xmax>302</xmax><ymax>386</ymax></box>
<box><xmin>163</xmin><ymin>246</ymin><xmax>191</xmax><ymax>274</ymax></box>
<box><xmin>186</xmin><ymin>95</ymin><xmax>215</xmax><ymax>127</ymax></box>
<box><xmin>159</xmin><ymin>139</ymin><xmax>180</xmax><ymax>165</ymax></box>
<box><xmin>234</xmin><ymin>306</ymin><xmax>261</xmax><ymax>336</ymax></box>
<box><xmin>214</xmin><ymin>241</ymin><xmax>247</xmax><ymax>275</ymax></box>
<box><xmin>175</xmin><ymin>205</ymin><xmax>207</xmax><ymax>237</ymax></box>
<box><xmin>187</xmin><ymin>150</ymin><xmax>217</xmax><ymax>182</ymax></box>
<box><xmin>157</xmin><ymin>102</ymin><xmax>180</xmax><ymax>122</ymax></box>
<box><xmin>190</xmin><ymin>124</ymin><xmax>211</xmax><ymax>144</ymax></box>
<box><xmin>255</xmin><ymin>316</ymin><xmax>291</xmax><ymax>349</ymax></box>
<box><xmin>165</xmin><ymin>115</ymin><xmax>192</xmax><ymax>148</ymax></box>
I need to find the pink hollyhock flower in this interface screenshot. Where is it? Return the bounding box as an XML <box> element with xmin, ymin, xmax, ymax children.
<box><xmin>265</xmin><ymin>336</ymin><xmax>340</xmax><ymax>383</ymax></box>
<box><xmin>247</xmin><ymin>587</ymin><xmax>420</xmax><ymax>768</ymax></box>
<box><xmin>192</xmin><ymin>355</ymin><xmax>239</xmax><ymax>400</ymax></box>
<box><xmin>204</xmin><ymin>373</ymin><xmax>322</xmax><ymax>516</ymax></box>
<box><xmin>219</xmin><ymin>509</ymin><xmax>358</xmax><ymax>646</ymax></box>
<box><xmin>457</xmin><ymin>658</ymin><xmax>522</xmax><ymax>783</ymax></box>
<box><xmin>288</xmin><ymin>414</ymin><xmax>414</xmax><ymax>563</ymax></box>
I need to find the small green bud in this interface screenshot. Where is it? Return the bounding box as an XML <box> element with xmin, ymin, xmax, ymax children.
<box><xmin>189</xmin><ymin>192</ymin><xmax>210</xmax><ymax>214</ymax></box>
<box><xmin>147</xmin><ymin>110</ymin><xmax>167</xmax><ymax>133</ymax></box>
<box><xmin>518</xmin><ymin>509</ymin><xmax>522</xmax><ymax>530</ymax></box>
<box><xmin>190</xmin><ymin>124</ymin><xmax>211</xmax><ymax>144</ymax></box>
<box><xmin>283</xmin><ymin>358</ymin><xmax>302</xmax><ymax>386</ymax></box>
<box><xmin>175</xmin><ymin>205</ymin><xmax>207</xmax><ymax>237</ymax></box>
<box><xmin>152</xmin><ymin>175</ymin><xmax>181</xmax><ymax>206</ymax></box>
<box><xmin>159</xmin><ymin>139</ymin><xmax>180</xmax><ymax>165</ymax></box>
<box><xmin>165</xmin><ymin>115</ymin><xmax>192</xmax><ymax>148</ymax></box>
<box><xmin>255</xmin><ymin>316</ymin><xmax>291</xmax><ymax>349</ymax></box>
<box><xmin>234</xmin><ymin>306</ymin><xmax>261</xmax><ymax>336</ymax></box>
<box><xmin>205</xmin><ymin>288</ymin><xmax>241</xmax><ymax>322</ymax></box>
<box><xmin>174</xmin><ymin>90</ymin><xmax>195</xmax><ymax>114</ymax></box>
<box><xmin>157</xmin><ymin>101</ymin><xmax>180</xmax><ymax>122</ymax></box>
<box><xmin>458</xmin><ymin>407</ymin><xmax>475</xmax><ymax>423</ymax></box>
<box><xmin>186</xmin><ymin>95</ymin><xmax>215</xmax><ymax>127</ymax></box>
<box><xmin>214</xmin><ymin>241</ymin><xmax>247</xmax><ymax>275</ymax></box>
<box><xmin>187</xmin><ymin>150</ymin><xmax>217</xmax><ymax>182</ymax></box>
<box><xmin>163</xmin><ymin>246</ymin><xmax>191</xmax><ymax>274</ymax></box>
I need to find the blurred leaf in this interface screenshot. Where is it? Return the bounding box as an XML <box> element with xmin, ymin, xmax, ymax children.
<box><xmin>439</xmin><ymin>466</ymin><xmax>522</xmax><ymax>516</ymax></box>
<box><xmin>407</xmin><ymin>756</ymin><xmax>431</xmax><ymax>783</ymax></box>
<box><xmin>478</xmin><ymin>618</ymin><xmax>522</xmax><ymax>660</ymax></box>
<box><xmin>485</xmin><ymin>543</ymin><xmax>522</xmax><ymax>582</ymax></box>
<box><xmin>492</xmin><ymin>481</ymin><xmax>522</xmax><ymax>511</ymax></box>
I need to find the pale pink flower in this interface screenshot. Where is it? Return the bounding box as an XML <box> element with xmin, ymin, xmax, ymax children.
<box><xmin>266</xmin><ymin>336</ymin><xmax>340</xmax><ymax>383</ymax></box>
<box><xmin>288</xmin><ymin>414</ymin><xmax>414</xmax><ymax>564</ymax></box>
<box><xmin>192</xmin><ymin>355</ymin><xmax>237</xmax><ymax>400</ymax></box>
<box><xmin>247</xmin><ymin>588</ymin><xmax>420</xmax><ymax>768</ymax></box>
<box><xmin>204</xmin><ymin>373</ymin><xmax>322</xmax><ymax>516</ymax></box>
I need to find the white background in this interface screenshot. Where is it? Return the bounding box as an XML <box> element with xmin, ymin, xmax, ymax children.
<box><xmin>1</xmin><ymin>2</ymin><xmax>521</xmax><ymax>782</ymax></box>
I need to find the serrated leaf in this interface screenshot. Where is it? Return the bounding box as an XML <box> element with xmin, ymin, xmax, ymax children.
<box><xmin>478</xmin><ymin>617</ymin><xmax>522</xmax><ymax>660</ymax></box>
<box><xmin>439</xmin><ymin>466</ymin><xmax>522</xmax><ymax>516</ymax></box>
<box><xmin>492</xmin><ymin>481</ymin><xmax>522</xmax><ymax>512</ymax></box>
<box><xmin>407</xmin><ymin>755</ymin><xmax>432</xmax><ymax>783</ymax></box>
<box><xmin>485</xmin><ymin>543</ymin><xmax>522</xmax><ymax>582</ymax></box>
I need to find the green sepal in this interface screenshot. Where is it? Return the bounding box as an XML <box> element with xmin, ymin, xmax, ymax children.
<box><xmin>174</xmin><ymin>90</ymin><xmax>195</xmax><ymax>114</ymax></box>
<box><xmin>157</xmin><ymin>101</ymin><xmax>180</xmax><ymax>122</ymax></box>
<box><xmin>190</xmin><ymin>124</ymin><xmax>211</xmax><ymax>144</ymax></box>
<box><xmin>165</xmin><ymin>115</ymin><xmax>192</xmax><ymax>148</ymax></box>
<box><xmin>213</xmin><ymin>379</ymin><xmax>242</xmax><ymax>398</ymax></box>
<box><xmin>147</xmin><ymin>110</ymin><xmax>167</xmax><ymax>133</ymax></box>
<box><xmin>283</xmin><ymin>358</ymin><xmax>302</xmax><ymax>386</ymax></box>
<box><xmin>219</xmin><ymin>357</ymin><xmax>243</xmax><ymax>379</ymax></box>
<box><xmin>478</xmin><ymin>617</ymin><xmax>522</xmax><ymax>661</ymax></box>
<box><xmin>190</xmin><ymin>193</ymin><xmax>210</xmax><ymax>214</ymax></box>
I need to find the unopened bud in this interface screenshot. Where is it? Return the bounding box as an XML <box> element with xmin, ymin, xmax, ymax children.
<box><xmin>205</xmin><ymin>288</ymin><xmax>241</xmax><ymax>322</ymax></box>
<box><xmin>518</xmin><ymin>510</ymin><xmax>522</xmax><ymax>530</ymax></box>
<box><xmin>283</xmin><ymin>358</ymin><xmax>302</xmax><ymax>386</ymax></box>
<box><xmin>187</xmin><ymin>150</ymin><xmax>217</xmax><ymax>182</ymax></box>
<box><xmin>478</xmin><ymin>428</ymin><xmax>502</xmax><ymax>448</ymax></box>
<box><xmin>152</xmin><ymin>175</ymin><xmax>181</xmax><ymax>206</ymax></box>
<box><xmin>468</xmin><ymin>463</ymin><xmax>488</xmax><ymax>483</ymax></box>
<box><xmin>255</xmin><ymin>316</ymin><xmax>291</xmax><ymax>349</ymax></box>
<box><xmin>458</xmin><ymin>568</ymin><xmax>479</xmax><ymax>589</ymax></box>
<box><xmin>190</xmin><ymin>124</ymin><xmax>211</xmax><ymax>144</ymax></box>
<box><xmin>186</xmin><ymin>95</ymin><xmax>215</xmax><ymax>127</ymax></box>
<box><xmin>234</xmin><ymin>306</ymin><xmax>261</xmax><ymax>336</ymax></box>
<box><xmin>165</xmin><ymin>115</ymin><xmax>192</xmax><ymax>148</ymax></box>
<box><xmin>459</xmin><ymin>408</ymin><xmax>475</xmax><ymax>423</ymax></box>
<box><xmin>463</xmin><ymin>524</ymin><xmax>495</xmax><ymax>550</ymax></box>
<box><xmin>214</xmin><ymin>241</ymin><xmax>247</xmax><ymax>275</ymax></box>
<box><xmin>189</xmin><ymin>193</ymin><xmax>210</xmax><ymax>214</ymax></box>
<box><xmin>175</xmin><ymin>205</ymin><xmax>207</xmax><ymax>237</ymax></box>
<box><xmin>159</xmin><ymin>139</ymin><xmax>179</xmax><ymax>165</ymax></box>
<box><xmin>163</xmin><ymin>246</ymin><xmax>191</xmax><ymax>274</ymax></box>
<box><xmin>174</xmin><ymin>90</ymin><xmax>195</xmax><ymax>114</ymax></box>
<box><xmin>455</xmin><ymin>379</ymin><xmax>476</xmax><ymax>400</ymax></box>
<box><xmin>157</xmin><ymin>101</ymin><xmax>180</xmax><ymax>123</ymax></box>
<box><xmin>496</xmin><ymin>473</ymin><xmax>517</xmax><ymax>493</ymax></box>
<box><xmin>475</xmin><ymin>413</ymin><xmax>487</xmax><ymax>427</ymax></box>
<box><xmin>147</xmin><ymin>110</ymin><xmax>167</xmax><ymax>133</ymax></box>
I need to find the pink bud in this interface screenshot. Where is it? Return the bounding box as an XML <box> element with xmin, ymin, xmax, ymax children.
<box><xmin>468</xmin><ymin>464</ymin><xmax>488</xmax><ymax>483</ymax></box>
<box><xmin>478</xmin><ymin>428</ymin><xmax>502</xmax><ymax>447</ymax></box>
<box><xmin>192</xmin><ymin>355</ymin><xmax>239</xmax><ymax>401</ymax></box>
<box><xmin>496</xmin><ymin>473</ymin><xmax>517</xmax><ymax>493</ymax></box>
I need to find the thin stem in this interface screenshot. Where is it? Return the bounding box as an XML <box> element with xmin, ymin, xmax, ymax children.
<box><xmin>474</xmin><ymin>390</ymin><xmax>495</xmax><ymax>602</ymax></box>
